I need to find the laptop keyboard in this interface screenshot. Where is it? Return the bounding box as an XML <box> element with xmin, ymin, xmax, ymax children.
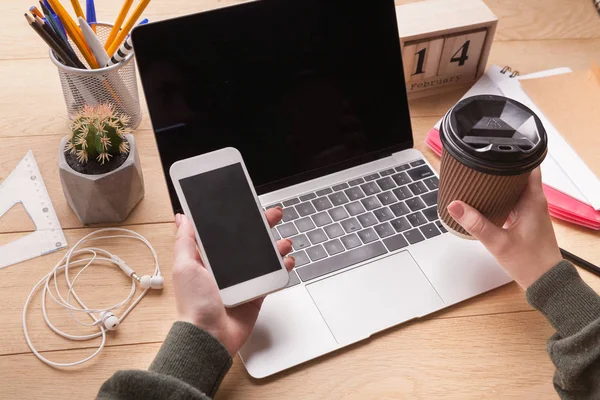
<box><xmin>265</xmin><ymin>159</ymin><xmax>447</xmax><ymax>287</ymax></box>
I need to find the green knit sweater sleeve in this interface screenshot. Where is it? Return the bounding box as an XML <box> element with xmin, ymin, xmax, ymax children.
<box><xmin>526</xmin><ymin>260</ymin><xmax>600</xmax><ymax>399</ymax></box>
<box><xmin>97</xmin><ymin>322</ymin><xmax>232</xmax><ymax>400</ymax></box>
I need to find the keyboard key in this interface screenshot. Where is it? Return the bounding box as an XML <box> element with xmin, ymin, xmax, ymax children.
<box><xmin>364</xmin><ymin>173</ymin><xmax>380</xmax><ymax>181</ymax></box>
<box><xmin>361</xmin><ymin>181</ymin><xmax>381</xmax><ymax>195</ymax></box>
<box><xmin>391</xmin><ymin>217</ymin><xmax>411</xmax><ymax>232</ymax></box>
<box><xmin>271</xmin><ymin>228</ymin><xmax>281</xmax><ymax>240</ymax></box>
<box><xmin>306</xmin><ymin>245</ymin><xmax>328</xmax><ymax>261</ymax></box>
<box><xmin>373</xmin><ymin>207</ymin><xmax>394</xmax><ymax>222</ymax></box>
<box><xmin>278</xmin><ymin>222</ymin><xmax>298</xmax><ymax>238</ymax></box>
<box><xmin>390</xmin><ymin>202</ymin><xmax>410</xmax><ymax>217</ymax></box>
<box><xmin>329</xmin><ymin>206</ymin><xmax>349</xmax><ymax>221</ymax></box>
<box><xmin>376</xmin><ymin>177</ymin><xmax>396</xmax><ymax>191</ymax></box>
<box><xmin>407</xmin><ymin>212</ymin><xmax>428</xmax><ymax>227</ymax></box>
<box><xmin>285</xmin><ymin>271</ymin><xmax>301</xmax><ymax>288</ymax></box>
<box><xmin>406</xmin><ymin>197</ymin><xmax>426</xmax><ymax>211</ymax></box>
<box><xmin>328</xmin><ymin>191</ymin><xmax>350</xmax><ymax>206</ymax></box>
<box><xmin>422</xmin><ymin>190</ymin><xmax>438</xmax><ymax>206</ymax></box>
<box><xmin>312</xmin><ymin>197</ymin><xmax>333</xmax><ymax>211</ymax></box>
<box><xmin>410</xmin><ymin>160</ymin><xmax>425</xmax><ymax>167</ymax></box>
<box><xmin>407</xmin><ymin>165</ymin><xmax>434</xmax><ymax>181</ymax></box>
<box><xmin>395</xmin><ymin>164</ymin><xmax>410</xmax><ymax>172</ymax></box>
<box><xmin>290</xmin><ymin>250</ymin><xmax>310</xmax><ymax>267</ymax></box>
<box><xmin>435</xmin><ymin>220</ymin><xmax>448</xmax><ymax>233</ymax></box>
<box><xmin>357</xmin><ymin>212</ymin><xmax>378</xmax><ymax>227</ymax></box>
<box><xmin>361</xmin><ymin>196</ymin><xmax>382</xmax><ymax>211</ymax></box>
<box><xmin>312</xmin><ymin>211</ymin><xmax>333</xmax><ymax>227</ymax></box>
<box><xmin>296</xmin><ymin>217</ymin><xmax>316</xmax><ymax>232</ymax></box>
<box><xmin>422</xmin><ymin>206</ymin><xmax>439</xmax><ymax>222</ymax></box>
<box><xmin>374</xmin><ymin>222</ymin><xmax>395</xmax><ymax>238</ymax></box>
<box><xmin>392</xmin><ymin>172</ymin><xmax>412</xmax><ymax>186</ymax></box>
<box><xmin>266</xmin><ymin>203</ymin><xmax>283</xmax><ymax>209</ymax></box>
<box><xmin>307</xmin><ymin>228</ymin><xmax>328</xmax><ymax>244</ymax></box>
<box><xmin>333</xmin><ymin>183</ymin><xmax>349</xmax><ymax>191</ymax></box>
<box><xmin>377</xmin><ymin>191</ymin><xmax>398</xmax><ymax>206</ymax></box>
<box><xmin>324</xmin><ymin>223</ymin><xmax>345</xmax><ymax>238</ymax></box>
<box><xmin>420</xmin><ymin>223</ymin><xmax>441</xmax><ymax>239</ymax></box>
<box><xmin>345</xmin><ymin>201</ymin><xmax>366</xmax><ymax>216</ymax></box>
<box><xmin>324</xmin><ymin>239</ymin><xmax>344</xmax><ymax>256</ymax></box>
<box><xmin>282</xmin><ymin>207</ymin><xmax>300</xmax><ymax>222</ymax></box>
<box><xmin>344</xmin><ymin>187</ymin><xmax>365</xmax><ymax>201</ymax></box>
<box><xmin>341</xmin><ymin>217</ymin><xmax>361</xmax><ymax>233</ymax></box>
<box><xmin>316</xmin><ymin>188</ymin><xmax>333</xmax><ymax>196</ymax></box>
<box><xmin>283</xmin><ymin>198</ymin><xmax>300</xmax><ymax>207</ymax></box>
<box><xmin>296</xmin><ymin>202</ymin><xmax>317</xmax><ymax>216</ymax></box>
<box><xmin>392</xmin><ymin>186</ymin><xmax>412</xmax><ymax>201</ymax></box>
<box><xmin>341</xmin><ymin>233</ymin><xmax>362</xmax><ymax>249</ymax></box>
<box><xmin>404</xmin><ymin>228</ymin><xmax>425</xmax><ymax>244</ymax></box>
<box><xmin>297</xmin><ymin>242</ymin><xmax>387</xmax><ymax>282</ymax></box>
<box><xmin>380</xmin><ymin>168</ymin><xmax>395</xmax><ymax>176</ymax></box>
<box><xmin>358</xmin><ymin>228</ymin><xmax>378</xmax><ymax>243</ymax></box>
<box><xmin>408</xmin><ymin>181</ymin><xmax>428</xmax><ymax>196</ymax></box>
<box><xmin>291</xmin><ymin>234</ymin><xmax>311</xmax><ymax>250</ymax></box>
<box><xmin>348</xmin><ymin>178</ymin><xmax>365</xmax><ymax>186</ymax></box>
<box><xmin>383</xmin><ymin>234</ymin><xmax>409</xmax><ymax>252</ymax></box>
<box><xmin>300</xmin><ymin>193</ymin><xmax>317</xmax><ymax>201</ymax></box>
<box><xmin>423</xmin><ymin>177</ymin><xmax>439</xmax><ymax>190</ymax></box>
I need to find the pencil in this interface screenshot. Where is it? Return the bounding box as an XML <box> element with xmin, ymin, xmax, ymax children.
<box><xmin>35</xmin><ymin>15</ymin><xmax>85</xmax><ymax>69</ymax></box>
<box><xmin>560</xmin><ymin>247</ymin><xmax>600</xmax><ymax>278</ymax></box>
<box><xmin>29</xmin><ymin>6</ymin><xmax>45</xmax><ymax>19</ymax></box>
<box><xmin>46</xmin><ymin>0</ymin><xmax>99</xmax><ymax>68</ymax></box>
<box><xmin>104</xmin><ymin>0</ymin><xmax>134</xmax><ymax>51</ymax></box>
<box><xmin>70</xmin><ymin>0</ymin><xmax>85</xmax><ymax>21</ymax></box>
<box><xmin>106</xmin><ymin>0</ymin><xmax>151</xmax><ymax>58</ymax></box>
<box><xmin>25</xmin><ymin>13</ymin><xmax>76</xmax><ymax>68</ymax></box>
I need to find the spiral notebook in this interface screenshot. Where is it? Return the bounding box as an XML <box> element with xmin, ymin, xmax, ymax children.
<box><xmin>426</xmin><ymin>65</ymin><xmax>600</xmax><ymax>230</ymax></box>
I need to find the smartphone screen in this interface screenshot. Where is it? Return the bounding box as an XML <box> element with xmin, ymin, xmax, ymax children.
<box><xmin>179</xmin><ymin>163</ymin><xmax>282</xmax><ymax>289</ymax></box>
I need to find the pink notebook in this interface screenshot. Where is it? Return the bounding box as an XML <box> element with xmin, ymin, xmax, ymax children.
<box><xmin>426</xmin><ymin>128</ymin><xmax>600</xmax><ymax>230</ymax></box>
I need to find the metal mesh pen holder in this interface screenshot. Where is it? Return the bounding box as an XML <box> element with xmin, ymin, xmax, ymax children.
<box><xmin>50</xmin><ymin>23</ymin><xmax>141</xmax><ymax>129</ymax></box>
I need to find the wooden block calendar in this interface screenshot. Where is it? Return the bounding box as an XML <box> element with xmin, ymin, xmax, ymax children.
<box><xmin>396</xmin><ymin>0</ymin><xmax>497</xmax><ymax>98</ymax></box>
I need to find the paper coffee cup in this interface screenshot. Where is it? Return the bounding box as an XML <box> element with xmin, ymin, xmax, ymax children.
<box><xmin>438</xmin><ymin>95</ymin><xmax>548</xmax><ymax>238</ymax></box>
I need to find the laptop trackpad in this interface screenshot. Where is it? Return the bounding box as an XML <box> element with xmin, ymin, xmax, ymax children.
<box><xmin>306</xmin><ymin>251</ymin><xmax>444</xmax><ymax>345</ymax></box>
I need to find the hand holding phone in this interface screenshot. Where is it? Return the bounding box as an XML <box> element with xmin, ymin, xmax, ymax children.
<box><xmin>170</xmin><ymin>147</ymin><xmax>291</xmax><ymax>307</ymax></box>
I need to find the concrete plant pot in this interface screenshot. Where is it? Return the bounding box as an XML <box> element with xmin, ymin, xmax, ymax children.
<box><xmin>58</xmin><ymin>134</ymin><xmax>145</xmax><ymax>225</ymax></box>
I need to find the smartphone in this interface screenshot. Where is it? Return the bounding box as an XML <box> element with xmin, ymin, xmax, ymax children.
<box><xmin>169</xmin><ymin>147</ymin><xmax>289</xmax><ymax>307</ymax></box>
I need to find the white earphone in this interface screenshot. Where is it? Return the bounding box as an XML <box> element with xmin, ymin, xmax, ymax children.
<box><xmin>22</xmin><ymin>228</ymin><xmax>163</xmax><ymax>368</ymax></box>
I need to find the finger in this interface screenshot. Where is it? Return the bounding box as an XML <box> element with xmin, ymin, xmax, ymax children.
<box><xmin>175</xmin><ymin>213</ymin><xmax>182</xmax><ymax>228</ymax></box>
<box><xmin>265</xmin><ymin>207</ymin><xmax>283</xmax><ymax>228</ymax></box>
<box><xmin>283</xmin><ymin>256</ymin><xmax>295</xmax><ymax>271</ymax></box>
<box><xmin>277</xmin><ymin>238</ymin><xmax>293</xmax><ymax>256</ymax></box>
<box><xmin>174</xmin><ymin>214</ymin><xmax>203</xmax><ymax>265</ymax></box>
<box><xmin>447</xmin><ymin>201</ymin><xmax>507</xmax><ymax>250</ymax></box>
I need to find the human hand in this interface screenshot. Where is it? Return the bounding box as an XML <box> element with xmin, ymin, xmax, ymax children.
<box><xmin>447</xmin><ymin>168</ymin><xmax>562</xmax><ymax>288</ymax></box>
<box><xmin>172</xmin><ymin>208</ymin><xmax>295</xmax><ymax>355</ymax></box>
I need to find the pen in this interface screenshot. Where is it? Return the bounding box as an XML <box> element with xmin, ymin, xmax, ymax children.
<box><xmin>78</xmin><ymin>16</ymin><xmax>109</xmax><ymax>66</ymax></box>
<box><xmin>42</xmin><ymin>0</ymin><xmax>66</xmax><ymax>37</ymax></box>
<box><xmin>39</xmin><ymin>1</ymin><xmax>75</xmax><ymax>55</ymax></box>
<box><xmin>560</xmin><ymin>247</ymin><xmax>600</xmax><ymax>278</ymax></box>
<box><xmin>106</xmin><ymin>18</ymin><xmax>149</xmax><ymax>67</ymax></box>
<box><xmin>86</xmin><ymin>0</ymin><xmax>96</xmax><ymax>33</ymax></box>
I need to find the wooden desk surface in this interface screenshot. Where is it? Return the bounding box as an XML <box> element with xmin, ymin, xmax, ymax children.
<box><xmin>1</xmin><ymin>0</ymin><xmax>599</xmax><ymax>398</ymax></box>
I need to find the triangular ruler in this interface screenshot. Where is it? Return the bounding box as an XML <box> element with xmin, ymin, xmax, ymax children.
<box><xmin>0</xmin><ymin>151</ymin><xmax>67</xmax><ymax>269</ymax></box>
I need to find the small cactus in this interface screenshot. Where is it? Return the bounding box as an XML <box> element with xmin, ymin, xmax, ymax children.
<box><xmin>65</xmin><ymin>103</ymin><xmax>132</xmax><ymax>165</ymax></box>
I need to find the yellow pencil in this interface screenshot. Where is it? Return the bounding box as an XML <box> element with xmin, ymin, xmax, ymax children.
<box><xmin>104</xmin><ymin>0</ymin><xmax>134</xmax><ymax>51</ymax></box>
<box><xmin>70</xmin><ymin>0</ymin><xmax>85</xmax><ymax>20</ymax></box>
<box><xmin>47</xmin><ymin>0</ymin><xmax>99</xmax><ymax>68</ymax></box>
<box><xmin>106</xmin><ymin>0</ymin><xmax>151</xmax><ymax>58</ymax></box>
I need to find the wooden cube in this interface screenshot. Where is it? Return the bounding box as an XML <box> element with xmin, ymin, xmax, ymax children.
<box><xmin>396</xmin><ymin>0</ymin><xmax>497</xmax><ymax>98</ymax></box>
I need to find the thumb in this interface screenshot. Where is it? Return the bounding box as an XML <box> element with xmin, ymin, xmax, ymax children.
<box><xmin>174</xmin><ymin>214</ymin><xmax>203</xmax><ymax>264</ymax></box>
<box><xmin>447</xmin><ymin>201</ymin><xmax>506</xmax><ymax>247</ymax></box>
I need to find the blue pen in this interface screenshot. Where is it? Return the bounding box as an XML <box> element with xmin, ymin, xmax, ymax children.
<box><xmin>42</xmin><ymin>0</ymin><xmax>66</xmax><ymax>37</ymax></box>
<box><xmin>86</xmin><ymin>0</ymin><xmax>97</xmax><ymax>28</ymax></box>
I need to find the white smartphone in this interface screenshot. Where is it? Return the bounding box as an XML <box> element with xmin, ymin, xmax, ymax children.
<box><xmin>169</xmin><ymin>147</ymin><xmax>289</xmax><ymax>307</ymax></box>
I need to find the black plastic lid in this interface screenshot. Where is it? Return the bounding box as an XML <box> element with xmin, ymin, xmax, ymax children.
<box><xmin>440</xmin><ymin>95</ymin><xmax>548</xmax><ymax>176</ymax></box>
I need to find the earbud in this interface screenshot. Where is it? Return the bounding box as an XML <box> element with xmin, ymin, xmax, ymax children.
<box><xmin>99</xmin><ymin>311</ymin><xmax>120</xmax><ymax>331</ymax></box>
<box><xmin>139</xmin><ymin>275</ymin><xmax>164</xmax><ymax>289</ymax></box>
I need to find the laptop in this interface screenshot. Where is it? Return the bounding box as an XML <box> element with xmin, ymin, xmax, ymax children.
<box><xmin>132</xmin><ymin>0</ymin><xmax>511</xmax><ymax>378</ymax></box>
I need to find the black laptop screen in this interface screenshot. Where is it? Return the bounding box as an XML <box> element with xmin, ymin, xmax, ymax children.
<box><xmin>132</xmin><ymin>0</ymin><xmax>413</xmax><ymax>212</ymax></box>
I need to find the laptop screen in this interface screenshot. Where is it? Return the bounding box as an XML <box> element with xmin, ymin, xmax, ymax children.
<box><xmin>133</xmin><ymin>0</ymin><xmax>413</xmax><ymax>213</ymax></box>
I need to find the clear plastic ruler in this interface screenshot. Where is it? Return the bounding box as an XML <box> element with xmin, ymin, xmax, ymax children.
<box><xmin>0</xmin><ymin>151</ymin><xmax>67</xmax><ymax>269</ymax></box>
